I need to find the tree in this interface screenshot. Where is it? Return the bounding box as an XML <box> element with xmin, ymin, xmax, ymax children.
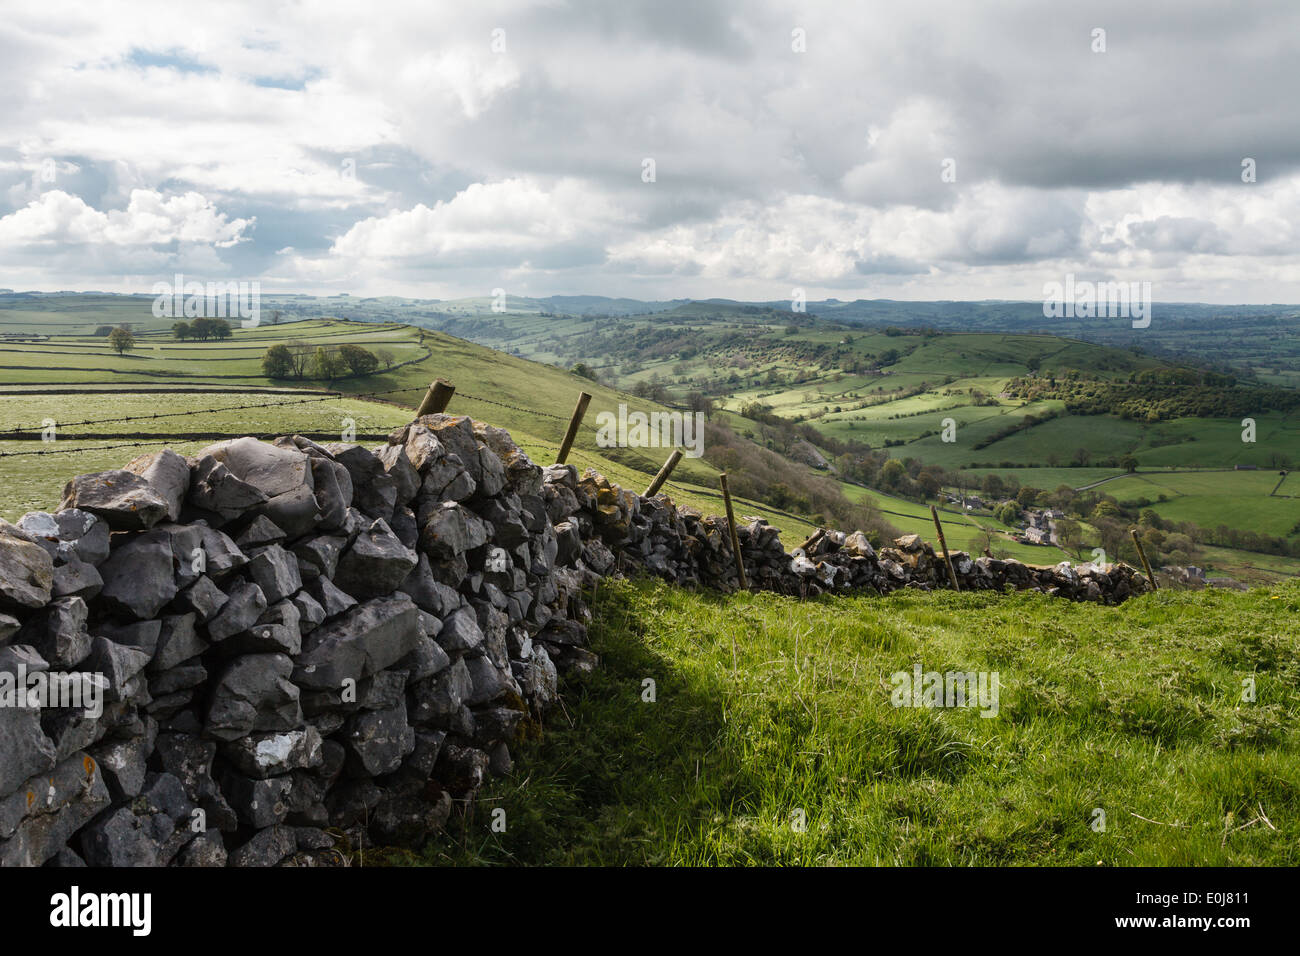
<box><xmin>338</xmin><ymin>344</ymin><xmax>379</xmax><ymax>377</ymax></box>
<box><xmin>687</xmin><ymin>391</ymin><xmax>715</xmax><ymax>420</ymax></box>
<box><xmin>108</xmin><ymin>326</ymin><xmax>135</xmax><ymax>355</ymax></box>
<box><xmin>995</xmin><ymin>501</ymin><xmax>1020</xmax><ymax>525</ymax></box>
<box><xmin>570</xmin><ymin>362</ymin><xmax>598</xmax><ymax>382</ymax></box>
<box><xmin>1120</xmin><ymin>453</ymin><xmax>1139</xmax><ymax>473</ymax></box>
<box><xmin>1091</xmin><ymin>500</ymin><xmax>1121</xmax><ymax>522</ymax></box>
<box><xmin>288</xmin><ymin>344</ymin><xmax>313</xmax><ymax>380</ymax></box>
<box><xmin>310</xmin><ymin>347</ymin><xmax>345</xmax><ymax>381</ymax></box>
<box><xmin>917</xmin><ymin>469</ymin><xmax>942</xmax><ymax>498</ymax></box>
<box><xmin>880</xmin><ymin>459</ymin><xmax>905</xmax><ymax>489</ymax></box>
<box><xmin>172</xmin><ymin>321</ymin><xmax>192</xmax><ymax>340</ymax></box>
<box><xmin>189</xmin><ymin>317</ymin><xmax>232</xmax><ymax>341</ymax></box>
<box><xmin>375</xmin><ymin>348</ymin><xmax>396</xmax><ymax>370</ymax></box>
<box><xmin>262</xmin><ymin>344</ymin><xmax>294</xmax><ymax>378</ymax></box>
<box><xmin>1056</xmin><ymin>519</ymin><xmax>1083</xmax><ymax>556</ymax></box>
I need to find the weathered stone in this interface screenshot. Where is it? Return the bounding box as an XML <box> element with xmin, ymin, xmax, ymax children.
<box><xmin>84</xmin><ymin>636</ymin><xmax>151</xmax><ymax>702</ymax></box>
<box><xmin>206</xmin><ymin>579</ymin><xmax>268</xmax><ymax>643</ymax></box>
<box><xmin>325</xmin><ymin>444</ymin><xmax>396</xmax><ymax>519</ymax></box>
<box><xmin>464</xmin><ymin>655</ymin><xmax>511</xmax><ymax>706</ymax></box>
<box><xmin>151</xmin><ymin>613</ymin><xmax>207</xmax><ymax>672</ymax></box>
<box><xmin>189</xmin><ymin>455</ymin><xmax>267</xmax><ymax>521</ymax></box>
<box><xmin>58</xmin><ymin>471</ymin><xmax>169</xmax><ymax>531</ymax></box>
<box><xmin>235</xmin><ymin>514</ymin><xmax>286</xmax><ymax>550</ymax></box>
<box><xmin>375</xmin><ymin>443</ymin><xmax>420</xmax><ymax>506</ymax></box>
<box><xmin>178</xmin><ymin>830</ymin><xmax>227</xmax><ymax>867</ymax></box>
<box><xmin>473</xmin><ymin>706</ymin><xmax>526</xmax><ymax>745</ymax></box>
<box><xmin>154</xmin><ymin>733</ymin><xmax>237</xmax><ymax>832</ymax></box>
<box><xmin>222</xmin><ymin>727</ymin><xmax>323</xmax><ymax>779</ymax></box>
<box><xmin>222</xmin><ymin>598</ymin><xmax>301</xmax><ymax>656</ymax></box>
<box><xmin>18</xmin><ymin>510</ymin><xmax>110</xmax><ymax>566</ymax></box>
<box><xmin>171</xmin><ymin>575</ymin><xmax>228</xmax><ymax>622</ymax></box>
<box><xmin>304</xmin><ymin>575</ymin><xmax>357</xmax><ymax>619</ymax></box>
<box><xmin>51</xmin><ymin>558</ymin><xmax>103</xmax><ymax>600</ymax></box>
<box><xmin>205</xmin><ymin>653</ymin><xmax>301</xmax><ymax>741</ymax></box>
<box><xmin>294</xmin><ymin>826</ymin><xmax>334</xmax><ymax>851</ymax></box>
<box><xmin>334</xmin><ymin>519</ymin><xmax>417</xmax><ymax>599</ymax></box>
<box><xmin>79</xmin><ymin>807</ymin><xmax>159</xmax><ymax>866</ymax></box>
<box><xmin>293</xmin><ymin>534</ymin><xmax>346</xmax><ymax>580</ymax></box>
<box><xmin>148</xmin><ymin>660</ymin><xmax>206</xmax><ymax>696</ymax></box>
<box><xmin>0</xmin><ymin>531</ymin><xmax>54</xmax><ymax>610</ymax></box>
<box><xmin>37</xmin><ymin>675</ymin><xmax>115</xmax><ymax>761</ymax></box>
<box><xmin>409</xmin><ymin>657</ymin><xmax>472</xmax><ymax>724</ymax></box>
<box><xmin>309</xmin><ymin>457</ymin><xmax>353</xmax><ymax>531</ymax></box>
<box><xmin>291</xmin><ymin>590</ymin><xmax>326</xmax><ymax>633</ymax></box>
<box><xmin>342</xmin><ymin>700</ymin><xmax>415</xmax><ymax>777</ymax></box>
<box><xmin>123</xmin><ymin>448</ymin><xmax>191</xmax><ymax>523</ymax></box>
<box><xmin>398</xmin><ymin>633</ymin><xmax>450</xmax><ymax>682</ymax></box>
<box><xmin>325</xmin><ymin>779</ymin><xmax>381</xmax><ymax>828</ymax></box>
<box><xmin>198</xmin><ymin>437</ymin><xmax>311</xmax><ymax>499</ymax></box>
<box><xmin>96</xmin><ymin>619</ymin><xmax>161</xmax><ymax>661</ymax></box>
<box><xmin>0</xmin><ymin>753</ymin><xmax>110</xmax><ymax>867</ymax></box>
<box><xmin>264</xmin><ymin>483</ymin><xmax>324</xmax><ymax>538</ymax></box>
<box><xmin>98</xmin><ymin>529</ymin><xmax>177</xmax><ymax>619</ymax></box>
<box><xmin>438</xmin><ymin>605</ymin><xmax>484</xmax><ymax>654</ymax></box>
<box><xmin>196</xmin><ymin>524</ymin><xmax>248</xmax><ymax>579</ymax></box>
<box><xmin>89</xmin><ymin>733</ymin><xmax>153</xmax><ymax>801</ymax></box>
<box><xmin>17</xmin><ymin>596</ymin><xmax>91</xmax><ymax>668</ymax></box>
<box><xmin>229</xmin><ymin>824</ymin><xmax>297</xmax><ymax>867</ymax></box>
<box><xmin>420</xmin><ymin>502</ymin><xmax>488</xmax><ymax>559</ymax></box>
<box><xmin>218</xmin><ymin>770</ymin><xmax>291</xmax><ymax>828</ymax></box>
<box><xmin>292</xmin><ymin>594</ymin><xmax>423</xmax><ymax>691</ymax></box>
<box><xmin>46</xmin><ymin>847</ymin><xmax>88</xmax><ymax>867</ymax></box>
<box><xmin>248</xmin><ymin>544</ymin><xmax>302</xmax><ymax>604</ymax></box>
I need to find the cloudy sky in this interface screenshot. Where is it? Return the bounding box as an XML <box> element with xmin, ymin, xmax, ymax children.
<box><xmin>2</xmin><ymin>0</ymin><xmax>1299</xmax><ymax>302</ymax></box>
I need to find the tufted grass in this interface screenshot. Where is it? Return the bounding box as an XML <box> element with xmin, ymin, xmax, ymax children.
<box><xmin>412</xmin><ymin>577</ymin><xmax>1300</xmax><ymax>866</ymax></box>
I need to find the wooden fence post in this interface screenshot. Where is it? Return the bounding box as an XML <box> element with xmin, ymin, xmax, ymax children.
<box><xmin>930</xmin><ymin>505</ymin><xmax>961</xmax><ymax>592</ymax></box>
<box><xmin>416</xmin><ymin>379</ymin><xmax>455</xmax><ymax>417</ymax></box>
<box><xmin>719</xmin><ymin>473</ymin><xmax>748</xmax><ymax>590</ymax></box>
<box><xmin>555</xmin><ymin>391</ymin><xmax>592</xmax><ymax>465</ymax></box>
<box><xmin>1130</xmin><ymin>528</ymin><xmax>1158</xmax><ymax>591</ymax></box>
<box><xmin>644</xmin><ymin>448</ymin><xmax>683</xmax><ymax>497</ymax></box>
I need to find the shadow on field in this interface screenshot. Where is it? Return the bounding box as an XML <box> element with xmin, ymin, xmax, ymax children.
<box><xmin>413</xmin><ymin>582</ymin><xmax>763</xmax><ymax>865</ymax></box>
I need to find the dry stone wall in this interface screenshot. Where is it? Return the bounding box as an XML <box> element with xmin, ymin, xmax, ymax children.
<box><xmin>0</xmin><ymin>412</ymin><xmax>1150</xmax><ymax>867</ymax></box>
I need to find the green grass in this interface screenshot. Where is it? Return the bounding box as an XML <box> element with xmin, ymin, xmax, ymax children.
<box><xmin>410</xmin><ymin>577</ymin><xmax>1300</xmax><ymax>866</ymax></box>
<box><xmin>1096</xmin><ymin>470</ymin><xmax>1296</xmax><ymax>537</ymax></box>
<box><xmin>0</xmin><ymin>319</ymin><xmax>821</xmax><ymax>538</ymax></box>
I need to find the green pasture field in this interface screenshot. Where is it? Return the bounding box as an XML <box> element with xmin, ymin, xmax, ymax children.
<box><xmin>409</xmin><ymin>577</ymin><xmax>1300</xmax><ymax>866</ymax></box>
<box><xmin>1094</xmin><ymin>470</ymin><xmax>1296</xmax><ymax>538</ymax></box>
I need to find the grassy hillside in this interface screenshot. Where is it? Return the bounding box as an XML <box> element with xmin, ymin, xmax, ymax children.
<box><xmin>408</xmin><ymin>576</ymin><xmax>1300</xmax><ymax>867</ymax></box>
<box><xmin>0</xmin><ymin>316</ymin><xmax>836</xmax><ymax>541</ymax></box>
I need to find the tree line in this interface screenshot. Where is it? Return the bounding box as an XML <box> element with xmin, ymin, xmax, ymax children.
<box><xmin>261</xmin><ymin>343</ymin><xmax>394</xmax><ymax>381</ymax></box>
